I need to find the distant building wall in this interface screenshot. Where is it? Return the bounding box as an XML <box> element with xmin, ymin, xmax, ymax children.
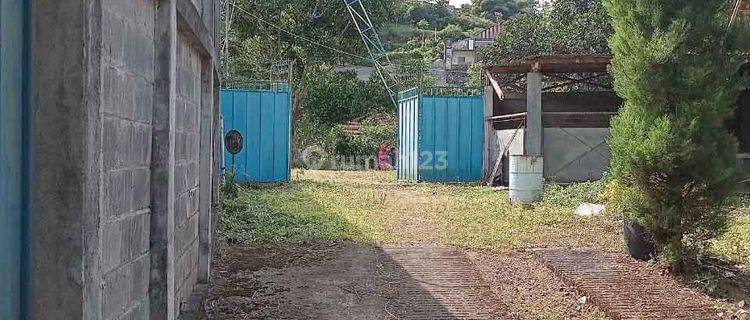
<box><xmin>452</xmin><ymin>50</ymin><xmax>476</xmax><ymax>67</ymax></box>
<box><xmin>333</xmin><ymin>66</ymin><xmax>375</xmax><ymax>81</ymax></box>
<box><xmin>28</xmin><ymin>0</ymin><xmax>219</xmax><ymax>319</ymax></box>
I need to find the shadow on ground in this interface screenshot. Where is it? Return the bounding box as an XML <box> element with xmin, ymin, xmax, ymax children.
<box><xmin>206</xmin><ymin>183</ymin><xmax>508</xmax><ymax>319</ymax></box>
<box><xmin>203</xmin><ymin>243</ymin><xmax>509</xmax><ymax>319</ymax></box>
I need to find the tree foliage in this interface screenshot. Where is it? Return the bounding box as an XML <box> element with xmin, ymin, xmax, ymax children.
<box><xmin>304</xmin><ymin>68</ymin><xmax>392</xmax><ymax>128</ymax></box>
<box><xmin>605</xmin><ymin>0</ymin><xmax>750</xmax><ymax>268</ymax></box>
<box><xmin>471</xmin><ymin>0</ymin><xmax>537</xmax><ymax>20</ymax></box>
<box><xmin>479</xmin><ymin>0</ymin><xmax>612</xmax><ymax>64</ymax></box>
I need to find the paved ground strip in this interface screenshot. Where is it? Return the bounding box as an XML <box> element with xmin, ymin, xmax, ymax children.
<box><xmin>534</xmin><ymin>248</ymin><xmax>722</xmax><ymax>320</ymax></box>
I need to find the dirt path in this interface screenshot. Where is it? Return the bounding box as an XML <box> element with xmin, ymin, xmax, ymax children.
<box><xmin>205</xmin><ymin>243</ymin><xmax>509</xmax><ymax>319</ymax></box>
<box><xmin>203</xmin><ymin>242</ymin><xmax>620</xmax><ymax>319</ymax></box>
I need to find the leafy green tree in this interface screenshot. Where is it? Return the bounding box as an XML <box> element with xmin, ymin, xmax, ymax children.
<box><xmin>401</xmin><ymin>1</ymin><xmax>454</xmax><ymax>29</ymax></box>
<box><xmin>417</xmin><ymin>19</ymin><xmax>431</xmax><ymax>30</ymax></box>
<box><xmin>438</xmin><ymin>24</ymin><xmax>468</xmax><ymax>41</ymax></box>
<box><xmin>479</xmin><ymin>0</ymin><xmax>612</xmax><ymax>64</ymax></box>
<box><xmin>472</xmin><ymin>0</ymin><xmax>523</xmax><ymax>19</ymax></box>
<box><xmin>304</xmin><ymin>68</ymin><xmax>391</xmax><ymax>128</ymax></box>
<box><xmin>605</xmin><ymin>0</ymin><xmax>750</xmax><ymax>269</ymax></box>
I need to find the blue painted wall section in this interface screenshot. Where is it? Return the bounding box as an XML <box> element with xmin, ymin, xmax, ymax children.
<box><xmin>0</xmin><ymin>0</ymin><xmax>25</xmax><ymax>318</ymax></box>
<box><xmin>397</xmin><ymin>88</ymin><xmax>484</xmax><ymax>183</ymax></box>
<box><xmin>221</xmin><ymin>86</ymin><xmax>291</xmax><ymax>183</ymax></box>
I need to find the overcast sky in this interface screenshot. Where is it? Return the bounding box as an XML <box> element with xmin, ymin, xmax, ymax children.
<box><xmin>449</xmin><ymin>0</ymin><xmax>471</xmax><ymax>6</ymax></box>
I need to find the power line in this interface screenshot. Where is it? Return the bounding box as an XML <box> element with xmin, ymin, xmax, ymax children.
<box><xmin>228</xmin><ymin>2</ymin><xmax>370</xmax><ymax>61</ymax></box>
<box><xmin>225</xmin><ymin>2</ymin><xmax>468</xmax><ymax>75</ymax></box>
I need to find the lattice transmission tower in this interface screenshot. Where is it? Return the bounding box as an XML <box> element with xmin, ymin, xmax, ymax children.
<box><xmin>342</xmin><ymin>0</ymin><xmax>399</xmax><ymax>108</ymax></box>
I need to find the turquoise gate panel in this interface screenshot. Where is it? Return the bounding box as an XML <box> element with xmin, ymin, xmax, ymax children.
<box><xmin>397</xmin><ymin>88</ymin><xmax>484</xmax><ymax>183</ymax></box>
<box><xmin>418</xmin><ymin>92</ymin><xmax>484</xmax><ymax>182</ymax></box>
<box><xmin>221</xmin><ymin>86</ymin><xmax>291</xmax><ymax>183</ymax></box>
<box><xmin>0</xmin><ymin>0</ymin><xmax>26</xmax><ymax>318</ymax></box>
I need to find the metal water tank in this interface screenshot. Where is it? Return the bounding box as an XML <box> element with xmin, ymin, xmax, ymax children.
<box><xmin>509</xmin><ymin>155</ymin><xmax>544</xmax><ymax>204</ymax></box>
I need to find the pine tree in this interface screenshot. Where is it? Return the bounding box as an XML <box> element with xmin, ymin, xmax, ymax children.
<box><xmin>604</xmin><ymin>0</ymin><xmax>750</xmax><ymax>269</ymax></box>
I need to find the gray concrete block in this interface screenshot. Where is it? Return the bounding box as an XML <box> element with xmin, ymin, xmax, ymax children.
<box><xmin>102</xmin><ymin>68</ymin><xmax>136</xmax><ymax>121</ymax></box>
<box><xmin>133</xmin><ymin>79</ymin><xmax>154</xmax><ymax>124</ymax></box>
<box><xmin>131</xmin><ymin>253</ymin><xmax>150</xmax><ymax>304</ymax></box>
<box><xmin>103</xmin><ymin>117</ymin><xmax>120</xmax><ymax>169</ymax></box>
<box><xmin>102</xmin><ymin>221</ymin><xmax>124</xmax><ymax>273</ymax></box>
<box><xmin>175</xmin><ymin>214</ymin><xmax>199</xmax><ymax>260</ymax></box>
<box><xmin>105</xmin><ymin>169</ymin><xmax>132</xmax><ymax>218</ymax></box>
<box><xmin>103</xmin><ymin>254</ymin><xmax>149</xmax><ymax>319</ymax></box>
<box><xmin>123</xmin><ymin>213</ymin><xmax>151</xmax><ymax>262</ymax></box>
<box><xmin>102</xmin><ymin>212</ymin><xmax>150</xmax><ymax>274</ymax></box>
<box><xmin>175</xmin><ymin>187</ymin><xmax>199</xmax><ymax>226</ymax></box>
<box><xmin>134</xmin><ymin>123</ymin><xmax>153</xmax><ymax>167</ymax></box>
<box><xmin>102</xmin><ymin>9</ymin><xmax>126</xmax><ymax>65</ymax></box>
<box><xmin>118</xmin><ymin>299</ymin><xmax>149</xmax><ymax>320</ymax></box>
<box><xmin>124</xmin><ymin>23</ymin><xmax>155</xmax><ymax>81</ymax></box>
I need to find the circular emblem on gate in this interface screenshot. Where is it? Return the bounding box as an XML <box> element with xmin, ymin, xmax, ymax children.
<box><xmin>225</xmin><ymin>130</ymin><xmax>243</xmax><ymax>155</ymax></box>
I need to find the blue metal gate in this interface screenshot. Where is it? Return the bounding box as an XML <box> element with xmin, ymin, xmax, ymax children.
<box><xmin>397</xmin><ymin>87</ymin><xmax>485</xmax><ymax>183</ymax></box>
<box><xmin>221</xmin><ymin>84</ymin><xmax>292</xmax><ymax>183</ymax></box>
<box><xmin>0</xmin><ymin>0</ymin><xmax>27</xmax><ymax>318</ymax></box>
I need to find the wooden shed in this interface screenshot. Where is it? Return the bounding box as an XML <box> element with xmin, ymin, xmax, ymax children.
<box><xmin>483</xmin><ymin>54</ymin><xmax>620</xmax><ymax>185</ymax></box>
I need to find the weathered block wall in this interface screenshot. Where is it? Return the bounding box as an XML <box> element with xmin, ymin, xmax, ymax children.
<box><xmin>28</xmin><ymin>0</ymin><xmax>219</xmax><ymax>319</ymax></box>
<box><xmin>100</xmin><ymin>1</ymin><xmax>155</xmax><ymax>318</ymax></box>
<box><xmin>174</xmin><ymin>32</ymin><xmax>203</xmax><ymax>314</ymax></box>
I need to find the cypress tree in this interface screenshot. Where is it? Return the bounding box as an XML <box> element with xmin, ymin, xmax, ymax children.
<box><xmin>604</xmin><ymin>0</ymin><xmax>750</xmax><ymax>269</ymax></box>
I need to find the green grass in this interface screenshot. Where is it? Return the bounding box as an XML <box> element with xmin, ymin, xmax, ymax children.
<box><xmin>219</xmin><ymin>170</ymin><xmax>622</xmax><ymax>251</ymax></box>
<box><xmin>219</xmin><ymin>170</ymin><xmax>750</xmax><ymax>265</ymax></box>
<box><xmin>708</xmin><ymin>195</ymin><xmax>750</xmax><ymax>266</ymax></box>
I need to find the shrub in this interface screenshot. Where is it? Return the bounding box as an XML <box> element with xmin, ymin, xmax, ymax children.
<box><xmin>604</xmin><ymin>0</ymin><xmax>750</xmax><ymax>269</ymax></box>
<box><xmin>540</xmin><ymin>179</ymin><xmax>609</xmax><ymax>209</ymax></box>
<box><xmin>221</xmin><ymin>169</ymin><xmax>239</xmax><ymax>199</ymax></box>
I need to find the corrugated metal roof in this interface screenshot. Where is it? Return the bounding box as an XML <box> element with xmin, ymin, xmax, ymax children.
<box><xmin>474</xmin><ymin>25</ymin><xmax>502</xmax><ymax>41</ymax></box>
<box><xmin>484</xmin><ymin>54</ymin><xmax>612</xmax><ymax>74</ymax></box>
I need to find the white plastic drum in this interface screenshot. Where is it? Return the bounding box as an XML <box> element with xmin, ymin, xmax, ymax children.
<box><xmin>509</xmin><ymin>155</ymin><xmax>544</xmax><ymax>204</ymax></box>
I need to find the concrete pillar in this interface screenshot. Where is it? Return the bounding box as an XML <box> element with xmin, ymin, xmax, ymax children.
<box><xmin>198</xmin><ymin>59</ymin><xmax>214</xmax><ymax>283</ymax></box>
<box><xmin>525</xmin><ymin>72</ymin><xmax>543</xmax><ymax>155</ymax></box>
<box><xmin>212</xmin><ymin>71</ymin><xmax>221</xmax><ymax>214</ymax></box>
<box><xmin>150</xmin><ymin>0</ymin><xmax>178</xmax><ymax>319</ymax></box>
<box><xmin>29</xmin><ymin>0</ymin><xmax>104</xmax><ymax>318</ymax></box>
<box><xmin>483</xmin><ymin>86</ymin><xmax>496</xmax><ymax>179</ymax></box>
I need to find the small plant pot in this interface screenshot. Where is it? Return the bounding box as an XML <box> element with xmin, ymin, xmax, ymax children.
<box><xmin>623</xmin><ymin>219</ymin><xmax>656</xmax><ymax>261</ymax></box>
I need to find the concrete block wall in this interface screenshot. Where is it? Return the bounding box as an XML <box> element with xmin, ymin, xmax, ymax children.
<box><xmin>543</xmin><ymin>128</ymin><xmax>611</xmax><ymax>183</ymax></box>
<box><xmin>487</xmin><ymin>128</ymin><xmax>612</xmax><ymax>184</ymax></box>
<box><xmin>174</xmin><ymin>32</ymin><xmax>203</xmax><ymax>314</ymax></box>
<box><xmin>100</xmin><ymin>1</ymin><xmax>155</xmax><ymax>318</ymax></box>
<box><xmin>28</xmin><ymin>0</ymin><xmax>219</xmax><ymax>319</ymax></box>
